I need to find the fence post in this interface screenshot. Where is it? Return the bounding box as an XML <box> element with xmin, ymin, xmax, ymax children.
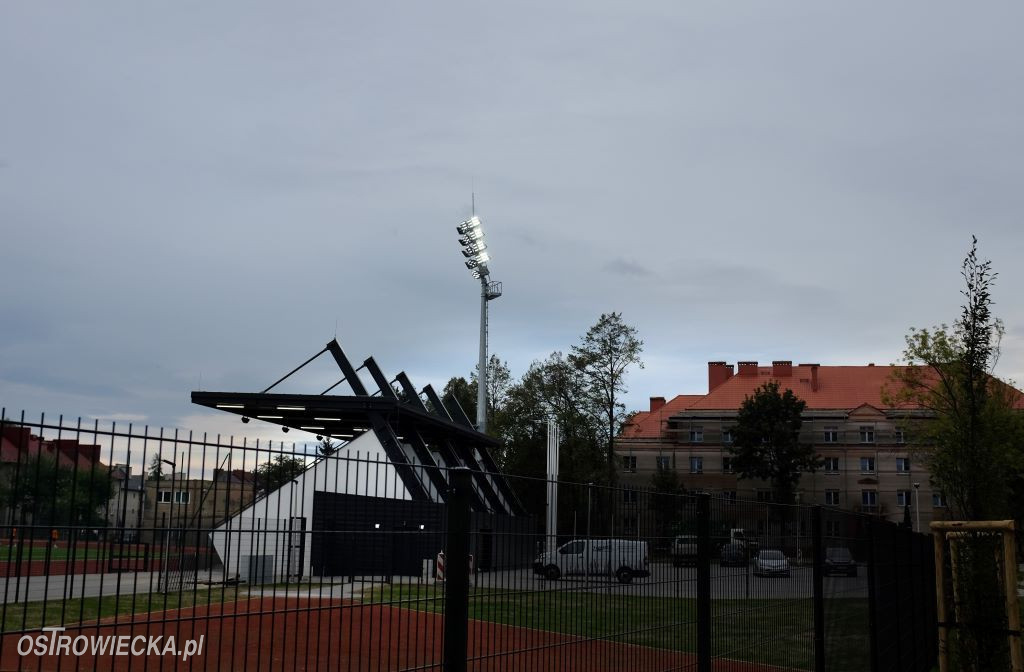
<box><xmin>866</xmin><ymin>517</ymin><xmax>880</xmax><ymax>672</ymax></box>
<box><xmin>696</xmin><ymin>493</ymin><xmax>711</xmax><ymax>672</ymax></box>
<box><xmin>444</xmin><ymin>468</ymin><xmax>472</xmax><ymax>672</ymax></box>
<box><xmin>812</xmin><ymin>506</ymin><xmax>825</xmax><ymax>672</ymax></box>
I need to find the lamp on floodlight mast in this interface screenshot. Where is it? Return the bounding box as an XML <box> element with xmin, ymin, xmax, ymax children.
<box><xmin>456</xmin><ymin>209</ymin><xmax>501</xmax><ymax>433</ymax></box>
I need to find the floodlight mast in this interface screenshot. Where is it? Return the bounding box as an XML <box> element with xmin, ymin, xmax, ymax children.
<box><xmin>456</xmin><ymin>213</ymin><xmax>501</xmax><ymax>433</ymax></box>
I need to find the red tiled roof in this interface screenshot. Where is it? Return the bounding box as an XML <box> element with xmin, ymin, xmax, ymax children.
<box><xmin>622</xmin><ymin>395</ymin><xmax>704</xmax><ymax>438</ymax></box>
<box><xmin>685</xmin><ymin>364</ymin><xmax>1024</xmax><ymax>412</ymax></box>
<box><xmin>687</xmin><ymin>365</ymin><xmax>906</xmax><ymax>411</ymax></box>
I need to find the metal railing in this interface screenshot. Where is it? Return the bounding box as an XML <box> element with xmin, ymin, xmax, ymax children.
<box><xmin>0</xmin><ymin>411</ymin><xmax>936</xmax><ymax>671</ymax></box>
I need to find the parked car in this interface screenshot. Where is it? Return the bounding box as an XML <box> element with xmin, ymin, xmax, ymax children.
<box><xmin>719</xmin><ymin>542</ymin><xmax>748</xmax><ymax>567</ymax></box>
<box><xmin>823</xmin><ymin>547</ymin><xmax>858</xmax><ymax>577</ymax></box>
<box><xmin>671</xmin><ymin>535</ymin><xmax>698</xmax><ymax>567</ymax></box>
<box><xmin>534</xmin><ymin>539</ymin><xmax>650</xmax><ymax>584</ymax></box>
<box><xmin>753</xmin><ymin>549</ymin><xmax>791</xmax><ymax>577</ymax></box>
<box><xmin>728</xmin><ymin>528</ymin><xmax>760</xmax><ymax>557</ymax></box>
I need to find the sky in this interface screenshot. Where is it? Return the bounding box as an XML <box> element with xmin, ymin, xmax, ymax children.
<box><xmin>2</xmin><ymin>2</ymin><xmax>1023</xmax><ymax>444</ymax></box>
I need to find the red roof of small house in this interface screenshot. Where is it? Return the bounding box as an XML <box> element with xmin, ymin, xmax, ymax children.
<box><xmin>622</xmin><ymin>395</ymin><xmax>704</xmax><ymax>438</ymax></box>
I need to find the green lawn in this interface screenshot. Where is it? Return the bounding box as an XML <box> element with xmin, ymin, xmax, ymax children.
<box><xmin>0</xmin><ymin>586</ymin><xmax>244</xmax><ymax>633</ymax></box>
<box><xmin>0</xmin><ymin>545</ymin><xmax>160</xmax><ymax>562</ymax></box>
<box><xmin>360</xmin><ymin>584</ymin><xmax>841</xmax><ymax>671</ymax></box>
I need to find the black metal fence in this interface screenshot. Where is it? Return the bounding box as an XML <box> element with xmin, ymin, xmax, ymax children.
<box><xmin>0</xmin><ymin>412</ymin><xmax>935</xmax><ymax>671</ymax></box>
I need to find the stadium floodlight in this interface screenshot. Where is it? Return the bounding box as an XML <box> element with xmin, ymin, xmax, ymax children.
<box><xmin>454</xmin><ymin>207</ymin><xmax>502</xmax><ymax>432</ymax></box>
<box><xmin>458</xmin><ymin>229</ymin><xmax>485</xmax><ymax>245</ymax></box>
<box><xmin>456</xmin><ymin>216</ymin><xmax>482</xmax><ymax>235</ymax></box>
<box><xmin>461</xmin><ymin>243</ymin><xmax>487</xmax><ymax>257</ymax></box>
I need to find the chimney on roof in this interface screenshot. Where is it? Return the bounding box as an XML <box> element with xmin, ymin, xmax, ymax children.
<box><xmin>708</xmin><ymin>362</ymin><xmax>734</xmax><ymax>392</ymax></box>
<box><xmin>772</xmin><ymin>361</ymin><xmax>793</xmax><ymax>377</ymax></box>
<box><xmin>803</xmin><ymin>363</ymin><xmax>819</xmax><ymax>391</ymax></box>
<box><xmin>649</xmin><ymin>396</ymin><xmax>666</xmax><ymax>412</ymax></box>
<box><xmin>737</xmin><ymin>361</ymin><xmax>758</xmax><ymax>377</ymax></box>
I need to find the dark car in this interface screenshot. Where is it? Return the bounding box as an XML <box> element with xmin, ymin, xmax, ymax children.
<box><xmin>824</xmin><ymin>547</ymin><xmax>857</xmax><ymax>577</ymax></box>
<box><xmin>719</xmin><ymin>542</ymin><xmax>748</xmax><ymax>567</ymax></box>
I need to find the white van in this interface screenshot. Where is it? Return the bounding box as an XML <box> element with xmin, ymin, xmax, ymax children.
<box><xmin>533</xmin><ymin>539</ymin><xmax>650</xmax><ymax>584</ymax></box>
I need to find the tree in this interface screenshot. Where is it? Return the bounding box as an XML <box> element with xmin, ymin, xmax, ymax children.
<box><xmin>147</xmin><ymin>454</ymin><xmax>165</xmax><ymax>482</ymax></box>
<box><xmin>317</xmin><ymin>438</ymin><xmax>339</xmax><ymax>456</ymax></box>
<box><xmin>729</xmin><ymin>381</ymin><xmax>819</xmax><ymax>505</ymax></box>
<box><xmin>650</xmin><ymin>463</ymin><xmax>686</xmax><ymax>539</ymax></box>
<box><xmin>569</xmin><ymin>313</ymin><xmax>644</xmax><ymax>478</ymax></box>
<box><xmin>0</xmin><ymin>453</ymin><xmax>115</xmax><ymax>530</ymax></box>
<box><xmin>886</xmin><ymin>237</ymin><xmax>1024</xmax><ymax>671</ymax></box>
<box><xmin>253</xmin><ymin>455</ymin><xmax>308</xmax><ymax>494</ymax></box>
<box><xmin>442</xmin><ymin>376</ymin><xmax>476</xmax><ymax>421</ymax></box>
<box><xmin>887</xmin><ymin>236</ymin><xmax>1023</xmax><ymax>521</ymax></box>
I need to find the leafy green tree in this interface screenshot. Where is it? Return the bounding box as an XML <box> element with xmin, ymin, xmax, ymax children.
<box><xmin>729</xmin><ymin>381</ymin><xmax>819</xmax><ymax>505</ymax></box>
<box><xmin>887</xmin><ymin>237</ymin><xmax>1023</xmax><ymax>520</ymax></box>
<box><xmin>253</xmin><ymin>455</ymin><xmax>308</xmax><ymax>494</ymax></box>
<box><xmin>0</xmin><ymin>453</ymin><xmax>115</xmax><ymax>530</ymax></box>
<box><xmin>886</xmin><ymin>237</ymin><xmax>1024</xmax><ymax>671</ymax></box>
<box><xmin>494</xmin><ymin>353</ymin><xmax>607</xmax><ymax>531</ymax></box>
<box><xmin>650</xmin><ymin>463</ymin><xmax>686</xmax><ymax>539</ymax></box>
<box><xmin>569</xmin><ymin>313</ymin><xmax>644</xmax><ymax>478</ymax></box>
<box><xmin>442</xmin><ymin>376</ymin><xmax>476</xmax><ymax>421</ymax></box>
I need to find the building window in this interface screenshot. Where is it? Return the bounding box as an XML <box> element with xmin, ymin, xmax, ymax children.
<box><xmin>825</xmin><ymin>520</ymin><xmax>841</xmax><ymax>538</ymax></box>
<box><xmin>861</xmin><ymin>490</ymin><xmax>878</xmax><ymax>507</ymax></box>
<box><xmin>756</xmin><ymin>490</ymin><xmax>773</xmax><ymax>503</ymax></box>
<box><xmin>723</xmin><ymin>490</ymin><xmax>737</xmax><ymax>503</ymax></box>
<box><xmin>825</xmin><ymin>490</ymin><xmax>840</xmax><ymax>506</ymax></box>
<box><xmin>897</xmin><ymin>490</ymin><xmax>912</xmax><ymax>507</ymax></box>
<box><xmin>823</xmin><ymin>427</ymin><xmax>839</xmax><ymax>443</ymax></box>
<box><xmin>824</xmin><ymin>457</ymin><xmax>840</xmax><ymax>473</ymax></box>
<box><xmin>622</xmin><ymin>456</ymin><xmax>637</xmax><ymax>473</ymax></box>
<box><xmin>722</xmin><ymin>456</ymin><xmax>734</xmax><ymax>473</ymax></box>
<box><xmin>721</xmin><ymin>429</ymin><xmax>734</xmax><ymax>444</ymax></box>
<box><xmin>689</xmin><ymin>456</ymin><xmax>703</xmax><ymax>474</ymax></box>
<box><xmin>175</xmin><ymin>491</ymin><xmax>190</xmax><ymax>504</ymax></box>
<box><xmin>896</xmin><ymin>457</ymin><xmax>910</xmax><ymax>473</ymax></box>
<box><xmin>623</xmin><ymin>488</ymin><xmax>638</xmax><ymax>504</ymax></box>
<box><xmin>157</xmin><ymin>491</ymin><xmax>172</xmax><ymax>504</ymax></box>
<box><xmin>860</xmin><ymin>457</ymin><xmax>875</xmax><ymax>473</ymax></box>
<box><xmin>859</xmin><ymin>426</ymin><xmax>875</xmax><ymax>443</ymax></box>
<box><xmin>689</xmin><ymin>426</ymin><xmax>704</xmax><ymax>443</ymax></box>
<box><xmin>655</xmin><ymin>456</ymin><xmax>670</xmax><ymax>470</ymax></box>
<box><xmin>894</xmin><ymin>429</ymin><xmax>906</xmax><ymax>444</ymax></box>
<box><xmin>932</xmin><ymin>492</ymin><xmax>947</xmax><ymax>508</ymax></box>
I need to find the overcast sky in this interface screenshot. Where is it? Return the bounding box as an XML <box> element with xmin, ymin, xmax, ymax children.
<box><xmin>2</xmin><ymin>2</ymin><xmax>1023</xmax><ymax>443</ymax></box>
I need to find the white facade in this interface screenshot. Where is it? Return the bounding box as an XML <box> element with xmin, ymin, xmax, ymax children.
<box><xmin>210</xmin><ymin>430</ymin><xmax>414</xmax><ymax>579</ymax></box>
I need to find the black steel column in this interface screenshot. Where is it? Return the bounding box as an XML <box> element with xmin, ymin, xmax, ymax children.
<box><xmin>444</xmin><ymin>468</ymin><xmax>472</xmax><ymax>672</ymax></box>
<box><xmin>697</xmin><ymin>493</ymin><xmax>711</xmax><ymax>672</ymax></box>
<box><xmin>866</xmin><ymin>518</ymin><xmax>879</xmax><ymax>672</ymax></box>
<box><xmin>812</xmin><ymin>506</ymin><xmax>825</xmax><ymax>672</ymax></box>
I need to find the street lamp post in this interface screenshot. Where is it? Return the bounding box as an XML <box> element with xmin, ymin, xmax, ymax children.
<box><xmin>913</xmin><ymin>482</ymin><xmax>921</xmax><ymax>533</ymax></box>
<box><xmin>456</xmin><ymin>214</ymin><xmax>501</xmax><ymax>433</ymax></box>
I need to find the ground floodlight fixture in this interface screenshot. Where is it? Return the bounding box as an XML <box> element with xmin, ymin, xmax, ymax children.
<box><xmin>241</xmin><ymin>416</ymin><xmax>250</xmax><ymax>423</ymax></box>
<box><xmin>282</xmin><ymin>426</ymin><xmax>289</xmax><ymax>433</ymax></box>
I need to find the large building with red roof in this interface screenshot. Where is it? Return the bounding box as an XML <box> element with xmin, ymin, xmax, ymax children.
<box><xmin>615</xmin><ymin>360</ymin><xmax>971</xmax><ymax>533</ymax></box>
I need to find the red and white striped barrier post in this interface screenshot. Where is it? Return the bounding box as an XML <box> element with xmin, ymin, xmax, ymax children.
<box><xmin>436</xmin><ymin>551</ymin><xmax>446</xmax><ymax>582</ymax></box>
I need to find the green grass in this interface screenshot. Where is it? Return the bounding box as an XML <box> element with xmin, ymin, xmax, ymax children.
<box><xmin>0</xmin><ymin>545</ymin><xmax>160</xmax><ymax>562</ymax></box>
<box><xmin>359</xmin><ymin>584</ymin><xmax>852</xmax><ymax>670</ymax></box>
<box><xmin>0</xmin><ymin>586</ymin><xmax>245</xmax><ymax>633</ymax></box>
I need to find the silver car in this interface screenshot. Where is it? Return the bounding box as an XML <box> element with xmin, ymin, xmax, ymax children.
<box><xmin>754</xmin><ymin>549</ymin><xmax>791</xmax><ymax>577</ymax></box>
